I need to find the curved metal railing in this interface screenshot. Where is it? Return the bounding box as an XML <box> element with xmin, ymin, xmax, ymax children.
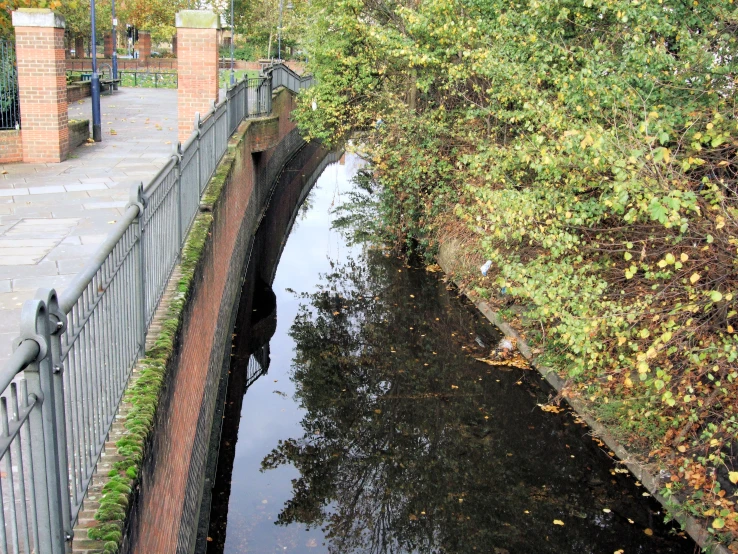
<box><xmin>0</xmin><ymin>63</ymin><xmax>312</xmax><ymax>553</ymax></box>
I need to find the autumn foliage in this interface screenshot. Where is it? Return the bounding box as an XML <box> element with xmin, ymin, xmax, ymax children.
<box><xmin>295</xmin><ymin>0</ymin><xmax>738</xmax><ymax>548</ymax></box>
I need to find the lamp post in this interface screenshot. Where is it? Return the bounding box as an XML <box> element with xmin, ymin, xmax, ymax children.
<box><xmin>230</xmin><ymin>0</ymin><xmax>234</xmax><ymax>85</ymax></box>
<box><xmin>111</xmin><ymin>0</ymin><xmax>118</xmax><ymax>80</ymax></box>
<box><xmin>90</xmin><ymin>0</ymin><xmax>102</xmax><ymax>142</ymax></box>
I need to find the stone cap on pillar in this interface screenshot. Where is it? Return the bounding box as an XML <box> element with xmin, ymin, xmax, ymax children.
<box><xmin>12</xmin><ymin>8</ymin><xmax>65</xmax><ymax>28</ymax></box>
<box><xmin>175</xmin><ymin>10</ymin><xmax>220</xmax><ymax>29</ymax></box>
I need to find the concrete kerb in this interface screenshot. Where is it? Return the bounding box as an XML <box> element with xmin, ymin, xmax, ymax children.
<box><xmin>435</xmin><ymin>256</ymin><xmax>731</xmax><ymax>554</ymax></box>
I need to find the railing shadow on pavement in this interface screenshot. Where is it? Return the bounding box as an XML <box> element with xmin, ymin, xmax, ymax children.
<box><xmin>0</xmin><ymin>61</ymin><xmax>311</xmax><ymax>553</ymax></box>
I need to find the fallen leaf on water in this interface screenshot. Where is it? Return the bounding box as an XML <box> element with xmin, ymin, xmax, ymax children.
<box><xmin>374</xmin><ymin>409</ymin><xmax>382</xmax><ymax>414</ymax></box>
<box><xmin>207</xmin><ymin>537</ymin><xmax>213</xmax><ymax>542</ymax></box>
<box><xmin>553</xmin><ymin>520</ymin><xmax>564</xmax><ymax>526</ymax></box>
<box><xmin>409</xmin><ymin>514</ymin><xmax>418</xmax><ymax>521</ymax></box>
<box><xmin>602</xmin><ymin>508</ymin><xmax>611</xmax><ymax>513</ymax></box>
<box><xmin>306</xmin><ymin>538</ymin><xmax>318</xmax><ymax>548</ymax></box>
<box><xmin>614</xmin><ymin>550</ymin><xmax>624</xmax><ymax>554</ymax></box>
<box><xmin>538</xmin><ymin>404</ymin><xmax>563</xmax><ymax>414</ymax></box>
<box><xmin>643</xmin><ymin>528</ymin><xmax>653</xmax><ymax>536</ymax></box>
<box><xmin>450</xmin><ymin>385</ymin><xmax>459</xmax><ymax>390</ymax></box>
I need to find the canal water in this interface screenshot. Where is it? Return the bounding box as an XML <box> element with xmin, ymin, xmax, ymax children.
<box><xmin>206</xmin><ymin>153</ymin><xmax>696</xmax><ymax>554</ymax></box>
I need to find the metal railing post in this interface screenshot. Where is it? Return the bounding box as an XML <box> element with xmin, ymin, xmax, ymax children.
<box><xmin>15</xmin><ymin>298</ymin><xmax>66</xmax><ymax>554</ymax></box>
<box><xmin>174</xmin><ymin>142</ymin><xmax>184</xmax><ymax>252</ymax></box>
<box><xmin>127</xmin><ymin>183</ymin><xmax>147</xmax><ymax>352</ymax></box>
<box><xmin>35</xmin><ymin>288</ymin><xmax>73</xmax><ymax>543</ymax></box>
<box><xmin>194</xmin><ymin>112</ymin><xmax>202</xmax><ymax>193</ymax></box>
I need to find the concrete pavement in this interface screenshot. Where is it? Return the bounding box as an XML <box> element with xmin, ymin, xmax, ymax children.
<box><xmin>0</xmin><ymin>88</ymin><xmax>178</xmax><ymax>363</ymax></box>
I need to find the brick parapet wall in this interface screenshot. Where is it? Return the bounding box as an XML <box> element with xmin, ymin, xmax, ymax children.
<box><xmin>177</xmin><ymin>26</ymin><xmax>219</xmax><ymax>143</ymax></box>
<box><xmin>67</xmin><ymin>81</ymin><xmax>91</xmax><ymax>103</ymax></box>
<box><xmin>122</xmin><ymin>87</ymin><xmax>298</xmax><ymax>554</ymax></box>
<box><xmin>66</xmin><ymin>59</ymin><xmax>178</xmax><ymax>71</ymax></box>
<box><xmin>14</xmin><ymin>16</ymin><xmax>68</xmax><ymax>163</ymax></box>
<box><xmin>0</xmin><ymin>130</ymin><xmax>22</xmax><ymax>163</ymax></box>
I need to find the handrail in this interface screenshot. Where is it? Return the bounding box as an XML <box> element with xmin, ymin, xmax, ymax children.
<box><xmin>59</xmin><ymin>206</ymin><xmax>141</xmax><ymax>314</ymax></box>
<box><xmin>0</xmin><ymin>340</ymin><xmax>39</xmax><ymax>394</ymax></box>
<box><xmin>0</xmin><ymin>62</ymin><xmax>313</xmax><ymax>553</ymax></box>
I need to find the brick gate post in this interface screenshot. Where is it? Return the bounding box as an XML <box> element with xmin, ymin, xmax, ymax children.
<box><xmin>12</xmin><ymin>9</ymin><xmax>69</xmax><ymax>163</ymax></box>
<box><xmin>176</xmin><ymin>10</ymin><xmax>220</xmax><ymax>143</ymax></box>
<box><xmin>138</xmin><ymin>31</ymin><xmax>151</xmax><ymax>60</ymax></box>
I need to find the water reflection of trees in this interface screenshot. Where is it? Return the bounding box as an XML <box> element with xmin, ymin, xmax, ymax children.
<box><xmin>262</xmin><ymin>251</ymin><xmax>692</xmax><ymax>554</ymax></box>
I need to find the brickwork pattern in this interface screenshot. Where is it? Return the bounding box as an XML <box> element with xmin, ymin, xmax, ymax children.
<box><xmin>104</xmin><ymin>32</ymin><xmax>113</xmax><ymax>58</ymax></box>
<box><xmin>177</xmin><ymin>27</ymin><xmax>219</xmax><ymax>143</ymax></box>
<box><xmin>0</xmin><ymin>130</ymin><xmax>22</xmax><ymax>163</ymax></box>
<box><xmin>15</xmin><ymin>26</ymin><xmax>68</xmax><ymax>162</ymax></box>
<box><xmin>66</xmin><ymin>59</ymin><xmax>177</xmax><ymax>72</ymax></box>
<box><xmin>75</xmin><ymin>36</ymin><xmax>84</xmax><ymax>59</ymax></box>
<box><xmin>67</xmin><ymin>81</ymin><xmax>91</xmax><ymax>103</ymax></box>
<box><xmin>128</xmin><ymin>91</ymin><xmax>297</xmax><ymax>554</ymax></box>
<box><xmin>137</xmin><ymin>31</ymin><xmax>151</xmax><ymax>60</ymax></box>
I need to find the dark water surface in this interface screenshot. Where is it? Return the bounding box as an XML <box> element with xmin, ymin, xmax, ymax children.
<box><xmin>207</xmin><ymin>154</ymin><xmax>696</xmax><ymax>554</ymax></box>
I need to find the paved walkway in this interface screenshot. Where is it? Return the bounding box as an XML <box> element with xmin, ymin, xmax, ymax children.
<box><xmin>0</xmin><ymin>88</ymin><xmax>178</xmax><ymax>363</ymax></box>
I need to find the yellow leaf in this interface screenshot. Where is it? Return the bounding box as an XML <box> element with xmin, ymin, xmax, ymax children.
<box><xmin>644</xmin><ymin>528</ymin><xmax>653</xmax><ymax>536</ymax></box>
<box><xmin>690</xmin><ymin>273</ymin><xmax>701</xmax><ymax>284</ymax></box>
<box><xmin>680</xmin><ymin>253</ymin><xmax>689</xmax><ymax>262</ymax></box>
<box><xmin>729</xmin><ymin>471</ymin><xmax>738</xmax><ymax>485</ymax></box>
<box><xmin>712</xmin><ymin>518</ymin><xmax>725</xmax><ymax>530</ymax></box>
<box><xmin>677</xmin><ymin>445</ymin><xmax>686</xmax><ymax>453</ymax></box>
<box><xmin>553</xmin><ymin>520</ymin><xmax>565</xmax><ymax>526</ymax></box>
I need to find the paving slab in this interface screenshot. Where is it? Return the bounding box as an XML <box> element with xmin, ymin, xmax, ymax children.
<box><xmin>0</xmin><ymin>88</ymin><xmax>177</xmax><ymax>363</ymax></box>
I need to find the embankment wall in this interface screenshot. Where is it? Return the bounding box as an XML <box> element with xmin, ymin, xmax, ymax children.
<box><xmin>121</xmin><ymin>87</ymin><xmax>301</xmax><ymax>554</ymax></box>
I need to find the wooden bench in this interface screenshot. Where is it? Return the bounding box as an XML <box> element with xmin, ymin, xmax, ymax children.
<box><xmin>100</xmin><ymin>79</ymin><xmax>121</xmax><ymax>95</ymax></box>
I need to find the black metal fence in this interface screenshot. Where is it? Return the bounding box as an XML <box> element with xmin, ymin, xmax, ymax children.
<box><xmin>0</xmin><ymin>40</ymin><xmax>20</xmax><ymax>130</ymax></box>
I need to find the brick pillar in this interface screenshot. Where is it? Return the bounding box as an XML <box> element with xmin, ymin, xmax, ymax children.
<box><xmin>75</xmin><ymin>36</ymin><xmax>84</xmax><ymax>58</ymax></box>
<box><xmin>104</xmin><ymin>31</ymin><xmax>113</xmax><ymax>58</ymax></box>
<box><xmin>138</xmin><ymin>30</ymin><xmax>151</xmax><ymax>60</ymax></box>
<box><xmin>13</xmin><ymin>9</ymin><xmax>68</xmax><ymax>163</ymax></box>
<box><xmin>176</xmin><ymin>11</ymin><xmax>219</xmax><ymax>143</ymax></box>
